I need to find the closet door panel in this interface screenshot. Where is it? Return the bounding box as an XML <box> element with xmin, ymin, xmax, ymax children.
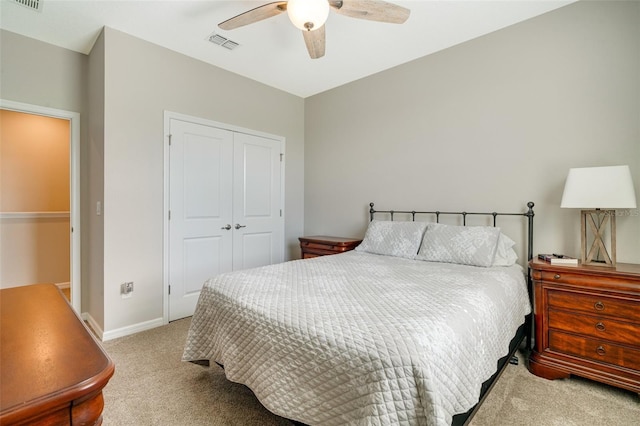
<box><xmin>168</xmin><ymin>119</ymin><xmax>233</xmax><ymax>321</ymax></box>
<box><xmin>232</xmin><ymin>133</ymin><xmax>283</xmax><ymax>271</ymax></box>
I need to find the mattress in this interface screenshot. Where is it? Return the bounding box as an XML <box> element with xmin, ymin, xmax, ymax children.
<box><xmin>182</xmin><ymin>251</ymin><xmax>531</xmax><ymax>425</ymax></box>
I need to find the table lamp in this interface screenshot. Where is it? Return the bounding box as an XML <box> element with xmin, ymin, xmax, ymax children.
<box><xmin>560</xmin><ymin>165</ymin><xmax>637</xmax><ymax>266</ymax></box>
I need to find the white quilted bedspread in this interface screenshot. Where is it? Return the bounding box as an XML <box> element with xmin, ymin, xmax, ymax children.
<box><xmin>182</xmin><ymin>251</ymin><xmax>531</xmax><ymax>426</ymax></box>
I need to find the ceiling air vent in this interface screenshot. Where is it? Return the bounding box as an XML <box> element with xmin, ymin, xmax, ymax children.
<box><xmin>13</xmin><ymin>0</ymin><xmax>43</xmax><ymax>12</ymax></box>
<box><xmin>208</xmin><ymin>33</ymin><xmax>239</xmax><ymax>51</ymax></box>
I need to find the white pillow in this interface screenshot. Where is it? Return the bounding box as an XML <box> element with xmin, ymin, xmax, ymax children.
<box><xmin>416</xmin><ymin>223</ymin><xmax>501</xmax><ymax>267</ymax></box>
<box><xmin>355</xmin><ymin>220</ymin><xmax>428</xmax><ymax>259</ymax></box>
<box><xmin>492</xmin><ymin>232</ymin><xmax>519</xmax><ymax>266</ymax></box>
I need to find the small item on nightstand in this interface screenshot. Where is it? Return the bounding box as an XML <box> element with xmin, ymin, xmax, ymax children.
<box><xmin>538</xmin><ymin>253</ymin><xmax>578</xmax><ymax>265</ymax></box>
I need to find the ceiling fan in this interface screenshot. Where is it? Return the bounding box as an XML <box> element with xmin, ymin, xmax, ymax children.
<box><xmin>218</xmin><ymin>0</ymin><xmax>410</xmax><ymax>59</ymax></box>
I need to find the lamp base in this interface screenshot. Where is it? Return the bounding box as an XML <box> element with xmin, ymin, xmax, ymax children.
<box><xmin>580</xmin><ymin>209</ymin><xmax>616</xmax><ymax>267</ymax></box>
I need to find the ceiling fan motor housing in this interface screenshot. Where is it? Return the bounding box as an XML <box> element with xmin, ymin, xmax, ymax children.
<box><xmin>287</xmin><ymin>0</ymin><xmax>330</xmax><ymax>31</ymax></box>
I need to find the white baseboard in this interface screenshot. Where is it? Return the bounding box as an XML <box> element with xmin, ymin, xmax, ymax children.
<box><xmin>101</xmin><ymin>317</ymin><xmax>165</xmax><ymax>341</ymax></box>
<box><xmin>56</xmin><ymin>281</ymin><xmax>71</xmax><ymax>290</ymax></box>
<box><xmin>82</xmin><ymin>312</ymin><xmax>104</xmax><ymax>340</ymax></box>
<box><xmin>81</xmin><ymin>313</ymin><xmax>165</xmax><ymax>342</ymax></box>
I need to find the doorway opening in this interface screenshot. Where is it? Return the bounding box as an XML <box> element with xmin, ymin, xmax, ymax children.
<box><xmin>0</xmin><ymin>100</ymin><xmax>81</xmax><ymax>312</ymax></box>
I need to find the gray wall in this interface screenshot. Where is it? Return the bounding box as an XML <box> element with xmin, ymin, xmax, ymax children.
<box><xmin>304</xmin><ymin>1</ymin><xmax>640</xmax><ymax>264</ymax></box>
<box><xmin>100</xmin><ymin>28</ymin><xmax>304</xmax><ymax>333</ymax></box>
<box><xmin>87</xmin><ymin>30</ymin><xmax>106</xmax><ymax>328</ymax></box>
<box><xmin>0</xmin><ymin>29</ymin><xmax>93</xmax><ymax>307</ymax></box>
<box><xmin>0</xmin><ymin>29</ymin><xmax>87</xmax><ymax>110</ymax></box>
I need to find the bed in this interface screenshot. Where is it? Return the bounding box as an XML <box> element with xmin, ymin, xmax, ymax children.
<box><xmin>183</xmin><ymin>202</ymin><xmax>535</xmax><ymax>425</ymax></box>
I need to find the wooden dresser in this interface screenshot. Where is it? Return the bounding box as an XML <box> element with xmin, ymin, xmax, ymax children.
<box><xmin>0</xmin><ymin>284</ymin><xmax>115</xmax><ymax>425</ymax></box>
<box><xmin>528</xmin><ymin>258</ymin><xmax>640</xmax><ymax>393</ymax></box>
<box><xmin>299</xmin><ymin>236</ymin><xmax>362</xmax><ymax>259</ymax></box>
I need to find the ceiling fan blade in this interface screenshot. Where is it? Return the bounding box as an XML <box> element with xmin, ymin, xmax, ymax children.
<box><xmin>302</xmin><ymin>26</ymin><xmax>326</xmax><ymax>59</ymax></box>
<box><xmin>219</xmin><ymin>1</ymin><xmax>288</xmax><ymax>31</ymax></box>
<box><xmin>329</xmin><ymin>0</ymin><xmax>410</xmax><ymax>24</ymax></box>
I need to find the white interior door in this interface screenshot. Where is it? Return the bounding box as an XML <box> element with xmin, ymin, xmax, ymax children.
<box><xmin>169</xmin><ymin>119</ymin><xmax>233</xmax><ymax>321</ymax></box>
<box><xmin>232</xmin><ymin>133</ymin><xmax>283</xmax><ymax>270</ymax></box>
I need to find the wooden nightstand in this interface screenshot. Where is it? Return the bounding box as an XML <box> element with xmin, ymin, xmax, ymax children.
<box><xmin>528</xmin><ymin>258</ymin><xmax>640</xmax><ymax>393</ymax></box>
<box><xmin>299</xmin><ymin>236</ymin><xmax>362</xmax><ymax>259</ymax></box>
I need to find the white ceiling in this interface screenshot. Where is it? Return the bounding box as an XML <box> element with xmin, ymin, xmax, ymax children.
<box><xmin>0</xmin><ymin>0</ymin><xmax>575</xmax><ymax>98</ymax></box>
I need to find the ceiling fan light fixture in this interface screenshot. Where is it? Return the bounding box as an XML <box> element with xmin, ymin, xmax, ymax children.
<box><xmin>287</xmin><ymin>0</ymin><xmax>330</xmax><ymax>31</ymax></box>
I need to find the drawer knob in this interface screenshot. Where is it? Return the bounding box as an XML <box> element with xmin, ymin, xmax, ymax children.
<box><xmin>596</xmin><ymin>346</ymin><xmax>606</xmax><ymax>356</ymax></box>
<box><xmin>553</xmin><ymin>274</ymin><xmax>561</xmax><ymax>280</ymax></box>
<box><xmin>595</xmin><ymin>322</ymin><xmax>606</xmax><ymax>332</ymax></box>
<box><xmin>594</xmin><ymin>301</ymin><xmax>605</xmax><ymax>311</ymax></box>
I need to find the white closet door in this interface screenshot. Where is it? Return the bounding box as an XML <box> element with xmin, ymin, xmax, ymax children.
<box><xmin>169</xmin><ymin>119</ymin><xmax>233</xmax><ymax>321</ymax></box>
<box><xmin>232</xmin><ymin>133</ymin><xmax>283</xmax><ymax>270</ymax></box>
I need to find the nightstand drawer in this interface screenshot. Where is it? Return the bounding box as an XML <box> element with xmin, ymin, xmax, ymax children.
<box><xmin>301</xmin><ymin>247</ymin><xmax>336</xmax><ymax>258</ymax></box>
<box><xmin>541</xmin><ymin>270</ymin><xmax>602</xmax><ymax>286</ymax></box>
<box><xmin>302</xmin><ymin>252</ymin><xmax>321</xmax><ymax>259</ymax></box>
<box><xmin>299</xmin><ymin>236</ymin><xmax>362</xmax><ymax>259</ymax></box>
<box><xmin>547</xmin><ymin>290</ymin><xmax>640</xmax><ymax>322</ymax></box>
<box><xmin>548</xmin><ymin>310</ymin><xmax>640</xmax><ymax>347</ymax></box>
<box><xmin>549</xmin><ymin>331</ymin><xmax>640</xmax><ymax>370</ymax></box>
<box><xmin>300</xmin><ymin>241</ymin><xmax>350</xmax><ymax>252</ymax></box>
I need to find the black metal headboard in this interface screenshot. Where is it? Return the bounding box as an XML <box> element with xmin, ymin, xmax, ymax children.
<box><xmin>369</xmin><ymin>201</ymin><xmax>536</xmax><ymax>356</ymax></box>
<box><xmin>368</xmin><ymin>201</ymin><xmax>535</xmax><ymax>262</ymax></box>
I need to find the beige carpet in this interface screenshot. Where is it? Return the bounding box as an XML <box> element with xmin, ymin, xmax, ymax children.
<box><xmin>101</xmin><ymin>318</ymin><xmax>639</xmax><ymax>425</ymax></box>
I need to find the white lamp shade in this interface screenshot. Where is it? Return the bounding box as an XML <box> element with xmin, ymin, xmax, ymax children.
<box><xmin>561</xmin><ymin>165</ymin><xmax>637</xmax><ymax>209</ymax></box>
<box><xmin>287</xmin><ymin>0</ymin><xmax>330</xmax><ymax>31</ymax></box>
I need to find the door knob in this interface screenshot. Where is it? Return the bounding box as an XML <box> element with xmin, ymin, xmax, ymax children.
<box><xmin>221</xmin><ymin>224</ymin><xmax>232</xmax><ymax>230</ymax></box>
<box><xmin>235</xmin><ymin>224</ymin><xmax>247</xmax><ymax>229</ymax></box>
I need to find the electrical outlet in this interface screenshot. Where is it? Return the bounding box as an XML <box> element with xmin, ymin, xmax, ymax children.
<box><xmin>121</xmin><ymin>281</ymin><xmax>134</xmax><ymax>298</ymax></box>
